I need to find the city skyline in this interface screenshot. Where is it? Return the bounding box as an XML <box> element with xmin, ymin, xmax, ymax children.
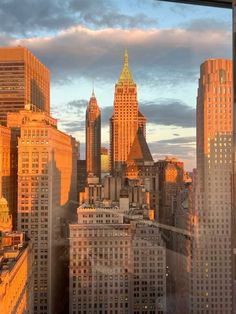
<box><xmin>0</xmin><ymin>0</ymin><xmax>231</xmax><ymax>170</ymax></box>
<box><xmin>0</xmin><ymin>2</ymin><xmax>234</xmax><ymax>313</ymax></box>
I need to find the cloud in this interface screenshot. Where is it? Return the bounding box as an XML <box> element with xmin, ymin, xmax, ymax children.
<box><xmin>149</xmin><ymin>136</ymin><xmax>196</xmax><ymax>169</ymax></box>
<box><xmin>139</xmin><ymin>100</ymin><xmax>196</xmax><ymax>128</ymax></box>
<box><xmin>3</xmin><ymin>24</ymin><xmax>231</xmax><ymax>85</ymax></box>
<box><xmin>66</xmin><ymin>99</ymin><xmax>87</xmax><ymax>114</ymax></box>
<box><xmin>184</xmin><ymin>18</ymin><xmax>231</xmax><ymax>32</ymax></box>
<box><xmin>101</xmin><ymin>106</ymin><xmax>113</xmax><ymax>124</ymax></box>
<box><xmin>0</xmin><ymin>0</ymin><xmax>155</xmax><ymax>36</ymax></box>
<box><xmin>61</xmin><ymin>120</ymin><xmax>85</xmax><ymax>133</ymax></box>
<box><xmin>157</xmin><ymin>136</ymin><xmax>195</xmax><ymax>144</ymax></box>
<box><xmin>100</xmin><ymin>100</ymin><xmax>195</xmax><ymax>128</ymax></box>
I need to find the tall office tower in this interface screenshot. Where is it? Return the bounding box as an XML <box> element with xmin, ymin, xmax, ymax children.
<box><xmin>155</xmin><ymin>157</ymin><xmax>185</xmax><ymax>225</ymax></box>
<box><xmin>0</xmin><ymin>46</ymin><xmax>50</xmax><ymax>125</ymax></box>
<box><xmin>110</xmin><ymin>49</ymin><xmax>146</xmax><ymax>174</ymax></box>
<box><xmin>86</xmin><ymin>91</ymin><xmax>101</xmax><ymax>179</ymax></box>
<box><xmin>191</xmin><ymin>59</ymin><xmax>233</xmax><ymax>313</ymax></box>
<box><xmin>7</xmin><ymin>108</ymin><xmax>78</xmax><ymax>314</ymax></box>
<box><xmin>69</xmin><ymin>204</ymin><xmax>167</xmax><ymax>314</ymax></box>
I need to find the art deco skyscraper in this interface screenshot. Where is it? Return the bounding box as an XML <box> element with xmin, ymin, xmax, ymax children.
<box><xmin>86</xmin><ymin>91</ymin><xmax>101</xmax><ymax>179</ymax></box>
<box><xmin>0</xmin><ymin>46</ymin><xmax>50</xmax><ymax>125</ymax></box>
<box><xmin>110</xmin><ymin>49</ymin><xmax>146</xmax><ymax>173</ymax></box>
<box><xmin>191</xmin><ymin>59</ymin><xmax>233</xmax><ymax>313</ymax></box>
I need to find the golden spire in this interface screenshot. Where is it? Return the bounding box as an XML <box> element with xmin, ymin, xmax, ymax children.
<box><xmin>118</xmin><ymin>48</ymin><xmax>134</xmax><ymax>85</ymax></box>
<box><xmin>124</xmin><ymin>48</ymin><xmax>128</xmax><ymax>68</ymax></box>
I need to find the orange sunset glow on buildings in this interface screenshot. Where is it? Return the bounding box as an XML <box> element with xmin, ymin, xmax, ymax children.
<box><xmin>110</xmin><ymin>49</ymin><xmax>146</xmax><ymax>174</ymax></box>
<box><xmin>191</xmin><ymin>59</ymin><xmax>233</xmax><ymax>313</ymax></box>
<box><xmin>6</xmin><ymin>107</ymin><xmax>78</xmax><ymax>313</ymax></box>
<box><xmin>0</xmin><ymin>47</ymin><xmax>50</xmax><ymax>125</ymax></box>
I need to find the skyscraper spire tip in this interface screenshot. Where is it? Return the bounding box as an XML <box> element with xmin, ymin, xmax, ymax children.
<box><xmin>124</xmin><ymin>48</ymin><xmax>128</xmax><ymax>67</ymax></box>
<box><xmin>92</xmin><ymin>80</ymin><xmax>95</xmax><ymax>97</ymax></box>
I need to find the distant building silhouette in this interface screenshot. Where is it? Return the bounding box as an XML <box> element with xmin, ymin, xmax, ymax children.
<box><xmin>86</xmin><ymin>90</ymin><xmax>101</xmax><ymax>179</ymax></box>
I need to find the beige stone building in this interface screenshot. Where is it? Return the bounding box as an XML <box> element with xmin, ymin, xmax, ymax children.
<box><xmin>7</xmin><ymin>108</ymin><xmax>78</xmax><ymax>314</ymax></box>
<box><xmin>69</xmin><ymin>204</ymin><xmax>167</xmax><ymax>314</ymax></box>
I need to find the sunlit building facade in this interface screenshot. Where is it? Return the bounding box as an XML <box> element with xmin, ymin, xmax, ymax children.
<box><xmin>69</xmin><ymin>205</ymin><xmax>167</xmax><ymax>314</ymax></box>
<box><xmin>191</xmin><ymin>59</ymin><xmax>233</xmax><ymax>313</ymax></box>
<box><xmin>0</xmin><ymin>197</ymin><xmax>33</xmax><ymax>314</ymax></box>
<box><xmin>101</xmin><ymin>147</ymin><xmax>109</xmax><ymax>175</ymax></box>
<box><xmin>86</xmin><ymin>91</ymin><xmax>101</xmax><ymax>179</ymax></box>
<box><xmin>0</xmin><ymin>46</ymin><xmax>49</xmax><ymax>125</ymax></box>
<box><xmin>110</xmin><ymin>50</ymin><xmax>146</xmax><ymax>174</ymax></box>
<box><xmin>7</xmin><ymin>108</ymin><xmax>78</xmax><ymax>314</ymax></box>
<box><xmin>0</xmin><ymin>126</ymin><xmax>11</xmax><ymax>211</ymax></box>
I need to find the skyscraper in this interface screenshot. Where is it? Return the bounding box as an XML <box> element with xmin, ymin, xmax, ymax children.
<box><xmin>86</xmin><ymin>91</ymin><xmax>101</xmax><ymax>179</ymax></box>
<box><xmin>191</xmin><ymin>59</ymin><xmax>233</xmax><ymax>313</ymax></box>
<box><xmin>110</xmin><ymin>49</ymin><xmax>146</xmax><ymax>174</ymax></box>
<box><xmin>7</xmin><ymin>108</ymin><xmax>78</xmax><ymax>314</ymax></box>
<box><xmin>0</xmin><ymin>46</ymin><xmax>50</xmax><ymax>125</ymax></box>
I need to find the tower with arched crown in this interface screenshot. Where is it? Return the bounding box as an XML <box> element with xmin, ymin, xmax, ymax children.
<box><xmin>110</xmin><ymin>49</ymin><xmax>146</xmax><ymax>174</ymax></box>
<box><xmin>86</xmin><ymin>90</ymin><xmax>101</xmax><ymax>179</ymax></box>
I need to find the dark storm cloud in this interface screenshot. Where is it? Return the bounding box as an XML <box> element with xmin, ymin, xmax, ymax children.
<box><xmin>139</xmin><ymin>100</ymin><xmax>195</xmax><ymax>128</ymax></box>
<box><xmin>0</xmin><ymin>0</ymin><xmax>155</xmax><ymax>35</ymax></box>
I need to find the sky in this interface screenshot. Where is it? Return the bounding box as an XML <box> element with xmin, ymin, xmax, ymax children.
<box><xmin>0</xmin><ymin>0</ymin><xmax>232</xmax><ymax>170</ymax></box>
